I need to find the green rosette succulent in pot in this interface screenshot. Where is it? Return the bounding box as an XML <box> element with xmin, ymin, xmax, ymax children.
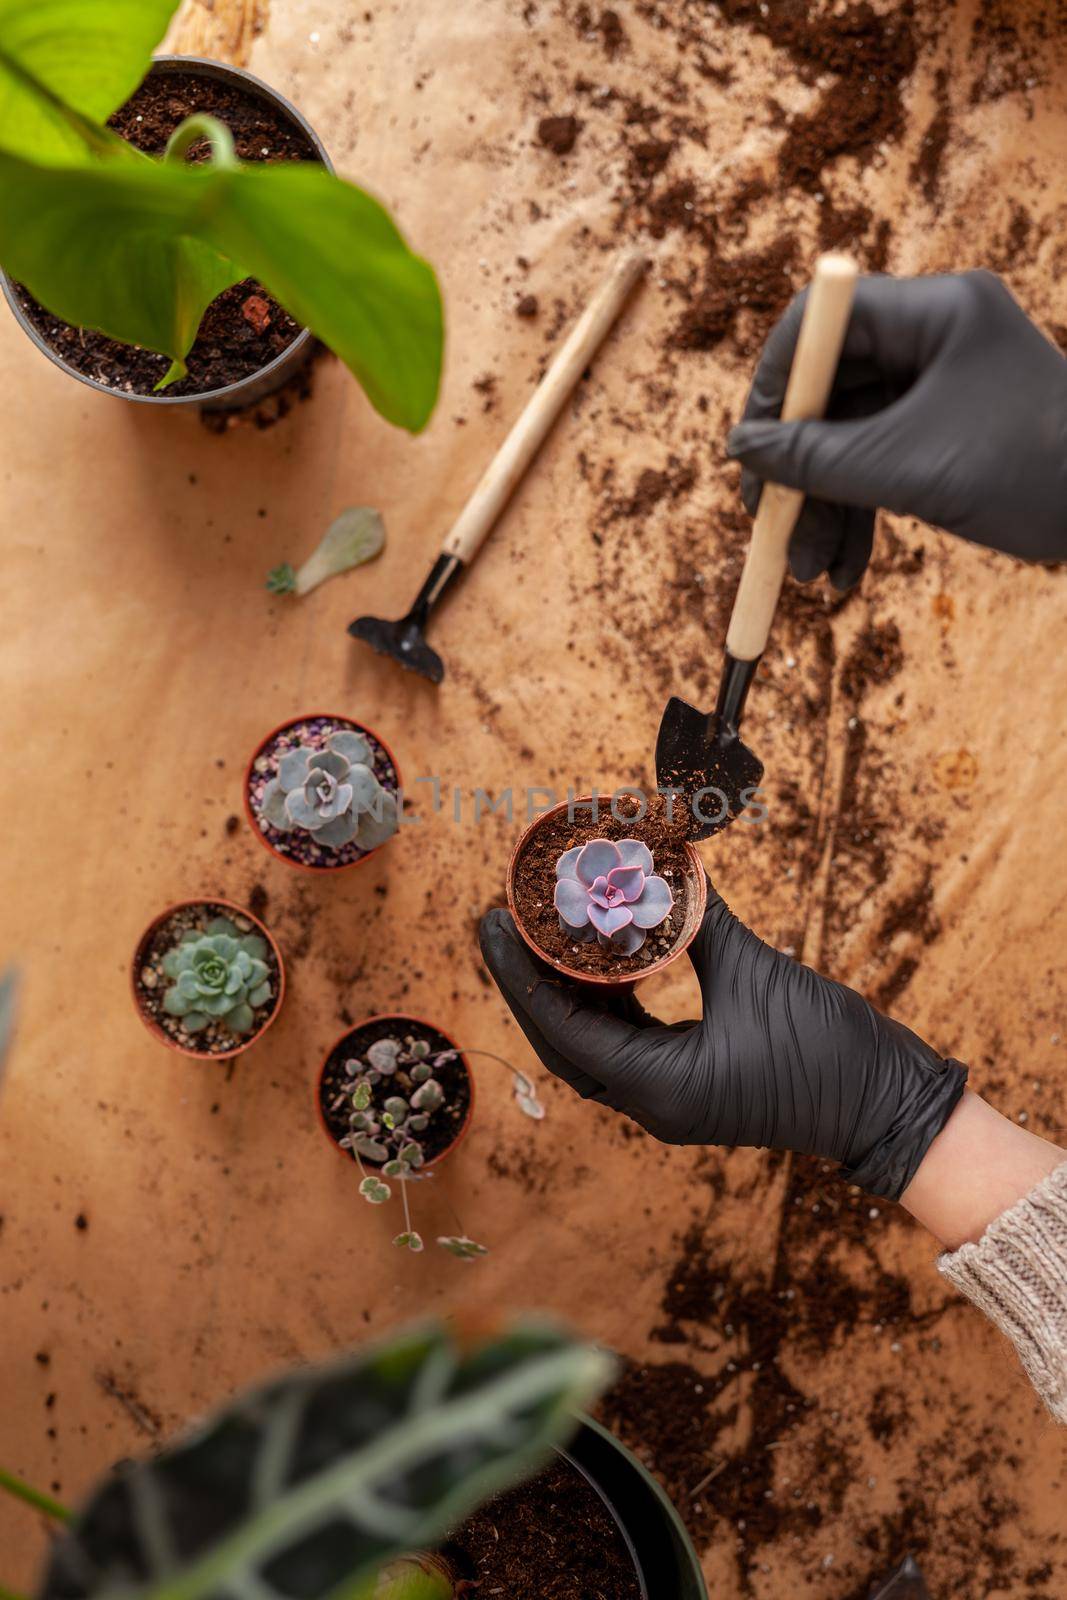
<box><xmin>161</xmin><ymin>916</ymin><xmax>272</xmax><ymax>1036</ymax></box>
<box><xmin>132</xmin><ymin>899</ymin><xmax>285</xmax><ymax>1059</ymax></box>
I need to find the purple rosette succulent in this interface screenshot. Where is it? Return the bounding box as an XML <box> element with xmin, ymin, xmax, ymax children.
<box><xmin>553</xmin><ymin>838</ymin><xmax>674</xmax><ymax>955</ymax></box>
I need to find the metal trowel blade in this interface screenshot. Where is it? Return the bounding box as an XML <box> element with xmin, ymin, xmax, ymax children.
<box><xmin>655</xmin><ymin>694</ymin><xmax>764</xmax><ymax>842</ymax></box>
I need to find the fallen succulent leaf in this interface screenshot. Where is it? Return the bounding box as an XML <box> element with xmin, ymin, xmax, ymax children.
<box><xmin>266</xmin><ymin>507</ymin><xmax>386</xmax><ymax>598</ymax></box>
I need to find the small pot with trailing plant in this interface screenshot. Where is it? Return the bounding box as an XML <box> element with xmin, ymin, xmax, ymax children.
<box><xmin>244</xmin><ymin>712</ymin><xmax>401</xmax><ymax>872</ymax></box>
<box><xmin>318</xmin><ymin>1013</ymin><xmax>546</xmax><ymax>1258</ymax></box>
<box><xmin>0</xmin><ymin>2</ymin><xmax>441</xmax><ymax>423</ymax></box>
<box><xmin>507</xmin><ymin>794</ymin><xmax>707</xmax><ymax>986</ymax></box>
<box><xmin>131</xmin><ymin>898</ymin><xmax>284</xmax><ymax>1060</ymax></box>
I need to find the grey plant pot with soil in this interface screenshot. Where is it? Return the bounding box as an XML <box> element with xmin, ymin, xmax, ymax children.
<box><xmin>507</xmin><ymin>794</ymin><xmax>707</xmax><ymax>985</ymax></box>
<box><xmin>244</xmin><ymin>712</ymin><xmax>402</xmax><ymax>872</ymax></box>
<box><xmin>131</xmin><ymin>898</ymin><xmax>285</xmax><ymax>1060</ymax></box>
<box><xmin>2</xmin><ymin>57</ymin><xmax>331</xmax><ymax>412</ymax></box>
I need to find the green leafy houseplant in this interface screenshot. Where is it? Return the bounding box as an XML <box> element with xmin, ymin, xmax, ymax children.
<box><xmin>0</xmin><ymin>0</ymin><xmax>442</xmax><ymax>428</ymax></box>
<box><xmin>0</xmin><ymin>1317</ymin><xmax>612</xmax><ymax>1600</ymax></box>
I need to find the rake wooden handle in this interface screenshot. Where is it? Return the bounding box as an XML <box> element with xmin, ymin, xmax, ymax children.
<box><xmin>443</xmin><ymin>249</ymin><xmax>648</xmax><ymax>562</ymax></box>
<box><xmin>725</xmin><ymin>253</ymin><xmax>858</xmax><ymax>662</ymax></box>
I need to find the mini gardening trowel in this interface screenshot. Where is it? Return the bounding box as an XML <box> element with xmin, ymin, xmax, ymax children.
<box><xmin>349</xmin><ymin>248</ymin><xmax>648</xmax><ymax>683</ymax></box>
<box><xmin>656</xmin><ymin>252</ymin><xmax>858</xmax><ymax>839</ymax></box>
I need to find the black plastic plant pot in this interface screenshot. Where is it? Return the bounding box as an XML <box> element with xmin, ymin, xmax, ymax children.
<box><xmin>565</xmin><ymin>1417</ymin><xmax>707</xmax><ymax>1599</ymax></box>
<box><xmin>0</xmin><ymin>55</ymin><xmax>332</xmax><ymax>412</ymax></box>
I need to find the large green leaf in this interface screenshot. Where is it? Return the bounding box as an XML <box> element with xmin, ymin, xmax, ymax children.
<box><xmin>38</xmin><ymin>1319</ymin><xmax>613</xmax><ymax>1600</ymax></box>
<box><xmin>198</xmin><ymin>165</ymin><xmax>443</xmax><ymax>429</ymax></box>
<box><xmin>0</xmin><ymin>151</ymin><xmax>442</xmax><ymax>427</ymax></box>
<box><xmin>0</xmin><ymin>147</ymin><xmax>243</xmax><ymax>386</ymax></box>
<box><xmin>0</xmin><ymin>0</ymin><xmax>180</xmax><ymax>163</ymax></box>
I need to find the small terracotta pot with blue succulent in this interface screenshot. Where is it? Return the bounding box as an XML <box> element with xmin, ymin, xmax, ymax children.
<box><xmin>131</xmin><ymin>898</ymin><xmax>285</xmax><ymax>1060</ymax></box>
<box><xmin>244</xmin><ymin>712</ymin><xmax>402</xmax><ymax>873</ymax></box>
<box><xmin>506</xmin><ymin>795</ymin><xmax>707</xmax><ymax>987</ymax></box>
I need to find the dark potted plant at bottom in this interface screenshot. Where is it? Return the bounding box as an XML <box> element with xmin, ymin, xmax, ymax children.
<box><xmin>245</xmin><ymin>712</ymin><xmax>402</xmax><ymax>873</ymax></box>
<box><xmin>507</xmin><ymin>794</ymin><xmax>706</xmax><ymax>985</ymax></box>
<box><xmin>0</xmin><ymin>1320</ymin><xmax>707</xmax><ymax>1599</ymax></box>
<box><xmin>0</xmin><ymin>1317</ymin><xmax>618</xmax><ymax>1597</ymax></box>
<box><xmin>131</xmin><ymin>897</ymin><xmax>284</xmax><ymax>1060</ymax></box>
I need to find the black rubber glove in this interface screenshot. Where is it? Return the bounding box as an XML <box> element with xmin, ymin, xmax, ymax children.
<box><xmin>726</xmin><ymin>270</ymin><xmax>1067</xmax><ymax>588</ymax></box>
<box><xmin>479</xmin><ymin>890</ymin><xmax>967</xmax><ymax>1201</ymax></box>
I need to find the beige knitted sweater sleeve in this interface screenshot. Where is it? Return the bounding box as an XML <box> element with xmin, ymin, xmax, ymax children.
<box><xmin>938</xmin><ymin>1161</ymin><xmax>1067</xmax><ymax>1422</ymax></box>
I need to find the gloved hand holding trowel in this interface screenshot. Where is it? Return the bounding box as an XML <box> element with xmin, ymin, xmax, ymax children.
<box><xmin>727</xmin><ymin>267</ymin><xmax>1067</xmax><ymax>581</ymax></box>
<box><xmin>481</xmin><ymin>266</ymin><xmax>1067</xmax><ymax>1424</ymax></box>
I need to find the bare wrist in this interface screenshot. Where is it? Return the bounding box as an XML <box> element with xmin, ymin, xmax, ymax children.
<box><xmin>901</xmin><ymin>1089</ymin><xmax>1066</xmax><ymax>1250</ymax></box>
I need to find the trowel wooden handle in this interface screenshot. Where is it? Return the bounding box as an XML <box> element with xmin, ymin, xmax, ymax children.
<box><xmin>725</xmin><ymin>253</ymin><xmax>858</xmax><ymax>662</ymax></box>
<box><xmin>443</xmin><ymin>249</ymin><xmax>648</xmax><ymax>562</ymax></box>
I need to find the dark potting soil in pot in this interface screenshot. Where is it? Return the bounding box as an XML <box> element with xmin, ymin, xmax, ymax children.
<box><xmin>512</xmin><ymin>792</ymin><xmax>697</xmax><ymax>977</ymax></box>
<box><xmin>14</xmin><ymin>70</ymin><xmax>319</xmax><ymax>396</ymax></box>
<box><xmin>134</xmin><ymin>902</ymin><xmax>281</xmax><ymax>1056</ymax></box>
<box><xmin>319</xmin><ymin>1017</ymin><xmax>471</xmax><ymax>1166</ymax></box>
<box><xmin>439</xmin><ymin>1455</ymin><xmax>642</xmax><ymax>1599</ymax></box>
<box><xmin>247</xmin><ymin>717</ymin><xmax>400</xmax><ymax>870</ymax></box>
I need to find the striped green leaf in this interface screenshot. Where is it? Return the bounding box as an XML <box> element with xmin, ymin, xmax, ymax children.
<box><xmin>39</xmin><ymin>1319</ymin><xmax>613</xmax><ymax>1600</ymax></box>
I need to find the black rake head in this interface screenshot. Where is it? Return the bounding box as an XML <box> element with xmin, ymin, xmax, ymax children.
<box><xmin>347</xmin><ymin>614</ymin><xmax>446</xmax><ymax>685</ymax></box>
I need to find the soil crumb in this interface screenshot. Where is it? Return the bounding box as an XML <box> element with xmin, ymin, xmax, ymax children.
<box><xmin>673</xmin><ymin>239</ymin><xmax>798</xmax><ymax>353</ymax></box>
<box><xmin>537</xmin><ymin>113</ymin><xmax>581</xmax><ymax>154</ymax></box>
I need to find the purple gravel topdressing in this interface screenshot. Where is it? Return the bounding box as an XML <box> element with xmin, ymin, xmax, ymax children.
<box><xmin>247</xmin><ymin>716</ymin><xmax>399</xmax><ymax>869</ymax></box>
